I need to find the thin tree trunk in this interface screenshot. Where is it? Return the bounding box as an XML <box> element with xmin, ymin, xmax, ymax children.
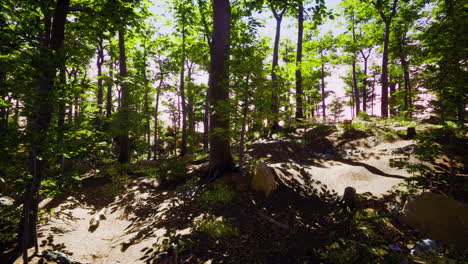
<box><xmin>106</xmin><ymin>57</ymin><xmax>113</xmax><ymax>118</ymax></box>
<box><xmin>352</xmin><ymin>21</ymin><xmax>360</xmax><ymax>115</ymax></box>
<box><xmin>295</xmin><ymin>0</ymin><xmax>304</xmax><ymax>121</ymax></box>
<box><xmin>118</xmin><ymin>29</ymin><xmax>130</xmax><ymax>163</ymax></box>
<box><xmin>180</xmin><ymin>25</ymin><xmax>187</xmax><ymax>156</ymax></box>
<box><xmin>320</xmin><ymin>62</ymin><xmax>326</xmax><ymax>120</ymax></box>
<box><xmin>0</xmin><ymin>72</ymin><xmax>7</xmax><ymax>130</ymax></box>
<box><xmin>153</xmin><ymin>77</ymin><xmax>163</xmax><ymax>160</ymax></box>
<box><xmin>97</xmin><ymin>38</ymin><xmax>104</xmax><ymax>116</ymax></box>
<box><xmin>381</xmin><ymin>21</ymin><xmax>391</xmax><ymax>117</ymax></box>
<box><xmin>270</xmin><ymin>6</ymin><xmax>286</xmax><ymax>131</ymax></box>
<box><xmin>208</xmin><ymin>0</ymin><xmax>234</xmax><ymax>172</ymax></box>
<box><xmin>400</xmin><ymin>56</ymin><xmax>411</xmax><ymax>117</ymax></box>
<box><xmin>239</xmin><ymin>75</ymin><xmax>249</xmax><ymax>173</ymax></box>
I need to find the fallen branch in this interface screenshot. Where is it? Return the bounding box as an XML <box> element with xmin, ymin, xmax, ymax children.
<box><xmin>257</xmin><ymin>211</ymin><xmax>289</xmax><ymax>229</ymax></box>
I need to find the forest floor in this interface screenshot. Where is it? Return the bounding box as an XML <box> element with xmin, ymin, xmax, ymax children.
<box><xmin>13</xmin><ymin>123</ymin><xmax>455</xmax><ymax>264</ymax></box>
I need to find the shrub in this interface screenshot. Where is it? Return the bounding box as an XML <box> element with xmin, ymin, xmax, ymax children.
<box><xmin>199</xmin><ymin>184</ymin><xmax>235</xmax><ymax>208</ymax></box>
<box><xmin>195</xmin><ymin>215</ymin><xmax>238</xmax><ymax>238</ymax></box>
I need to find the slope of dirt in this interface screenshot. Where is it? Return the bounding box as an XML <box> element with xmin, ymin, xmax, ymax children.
<box><xmin>16</xmin><ymin>130</ymin><xmax>419</xmax><ymax>264</ymax></box>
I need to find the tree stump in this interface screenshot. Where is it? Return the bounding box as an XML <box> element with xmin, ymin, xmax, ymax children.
<box><xmin>407</xmin><ymin>127</ymin><xmax>416</xmax><ymax>139</ymax></box>
<box><xmin>342</xmin><ymin>186</ymin><xmax>357</xmax><ymax>209</ymax></box>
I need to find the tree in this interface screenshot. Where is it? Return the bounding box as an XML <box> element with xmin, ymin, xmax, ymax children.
<box><xmin>368</xmin><ymin>0</ymin><xmax>399</xmax><ymax>117</ymax></box>
<box><xmin>208</xmin><ymin>0</ymin><xmax>234</xmax><ymax>173</ymax></box>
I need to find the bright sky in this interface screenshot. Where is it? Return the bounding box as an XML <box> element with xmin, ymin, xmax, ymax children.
<box><xmin>150</xmin><ymin>0</ymin><xmax>381</xmax><ymax>119</ymax></box>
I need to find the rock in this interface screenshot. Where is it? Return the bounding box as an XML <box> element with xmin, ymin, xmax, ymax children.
<box><xmin>342</xmin><ymin>187</ymin><xmax>357</xmax><ymax>209</ymax></box>
<box><xmin>251</xmin><ymin>163</ymin><xmax>278</xmax><ymax>196</ymax></box>
<box><xmin>410</xmin><ymin>239</ymin><xmax>442</xmax><ymax>258</ymax></box>
<box><xmin>88</xmin><ymin>208</ymin><xmax>107</xmax><ymax>232</ymax></box>
<box><xmin>400</xmin><ymin>192</ymin><xmax>468</xmax><ymax>249</ymax></box>
<box><xmin>0</xmin><ymin>196</ymin><xmax>14</xmax><ymax>206</ymax></box>
<box><xmin>37</xmin><ymin>250</ymin><xmax>81</xmax><ymax>264</ymax></box>
<box><xmin>422</xmin><ymin>115</ymin><xmax>441</xmax><ymax>124</ymax></box>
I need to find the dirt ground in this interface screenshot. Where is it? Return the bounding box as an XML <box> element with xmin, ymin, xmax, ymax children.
<box><xmin>15</xmin><ymin>131</ymin><xmax>417</xmax><ymax>264</ymax></box>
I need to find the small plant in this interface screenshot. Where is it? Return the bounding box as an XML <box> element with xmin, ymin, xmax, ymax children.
<box><xmin>155</xmin><ymin>158</ymin><xmax>188</xmax><ymax>185</ymax></box>
<box><xmin>199</xmin><ymin>184</ymin><xmax>235</xmax><ymax>208</ymax></box>
<box><xmin>195</xmin><ymin>215</ymin><xmax>238</xmax><ymax>238</ymax></box>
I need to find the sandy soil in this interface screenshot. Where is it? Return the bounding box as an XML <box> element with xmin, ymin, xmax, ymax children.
<box><xmin>16</xmin><ymin>134</ymin><xmax>416</xmax><ymax>264</ymax></box>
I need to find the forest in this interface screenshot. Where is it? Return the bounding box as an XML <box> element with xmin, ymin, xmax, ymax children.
<box><xmin>0</xmin><ymin>0</ymin><xmax>467</xmax><ymax>263</ymax></box>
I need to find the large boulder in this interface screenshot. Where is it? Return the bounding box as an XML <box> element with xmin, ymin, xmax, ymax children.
<box><xmin>251</xmin><ymin>163</ymin><xmax>278</xmax><ymax>196</ymax></box>
<box><xmin>399</xmin><ymin>192</ymin><xmax>468</xmax><ymax>249</ymax></box>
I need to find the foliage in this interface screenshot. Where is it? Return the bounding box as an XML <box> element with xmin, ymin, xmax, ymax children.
<box><xmin>199</xmin><ymin>184</ymin><xmax>235</xmax><ymax>208</ymax></box>
<box><xmin>195</xmin><ymin>215</ymin><xmax>239</xmax><ymax>238</ymax></box>
<box><xmin>153</xmin><ymin>158</ymin><xmax>188</xmax><ymax>185</ymax></box>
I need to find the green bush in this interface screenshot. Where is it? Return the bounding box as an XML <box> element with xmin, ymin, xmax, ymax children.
<box><xmin>154</xmin><ymin>158</ymin><xmax>188</xmax><ymax>185</ymax></box>
<box><xmin>199</xmin><ymin>184</ymin><xmax>235</xmax><ymax>208</ymax></box>
<box><xmin>195</xmin><ymin>215</ymin><xmax>238</xmax><ymax>238</ymax></box>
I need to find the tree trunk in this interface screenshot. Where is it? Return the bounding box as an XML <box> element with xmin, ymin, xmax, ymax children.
<box><xmin>180</xmin><ymin>26</ymin><xmax>187</xmax><ymax>156</ymax></box>
<box><xmin>270</xmin><ymin>6</ymin><xmax>285</xmax><ymax>132</ymax></box>
<box><xmin>389</xmin><ymin>82</ymin><xmax>397</xmax><ymax>116</ymax></box>
<box><xmin>208</xmin><ymin>0</ymin><xmax>234</xmax><ymax>172</ymax></box>
<box><xmin>380</xmin><ymin>21</ymin><xmax>391</xmax><ymax>118</ymax></box>
<box><xmin>106</xmin><ymin>56</ymin><xmax>113</xmax><ymax>118</ymax></box>
<box><xmin>203</xmin><ymin>96</ymin><xmax>209</xmax><ymax>149</ymax></box>
<box><xmin>361</xmin><ymin>54</ymin><xmax>369</xmax><ymax>112</ymax></box>
<box><xmin>153</xmin><ymin>78</ymin><xmax>162</xmax><ymax>160</ymax></box>
<box><xmin>239</xmin><ymin>75</ymin><xmax>249</xmax><ymax>173</ymax></box>
<box><xmin>97</xmin><ymin>38</ymin><xmax>104</xmax><ymax>116</ymax></box>
<box><xmin>117</xmin><ymin>29</ymin><xmax>130</xmax><ymax>163</ymax></box>
<box><xmin>351</xmin><ymin>23</ymin><xmax>360</xmax><ymax>115</ymax></box>
<box><xmin>400</xmin><ymin>56</ymin><xmax>411</xmax><ymax>117</ymax></box>
<box><xmin>320</xmin><ymin>62</ymin><xmax>326</xmax><ymax>120</ymax></box>
<box><xmin>20</xmin><ymin>1</ymin><xmax>69</xmax><ymax>262</ymax></box>
<box><xmin>0</xmin><ymin>72</ymin><xmax>7</xmax><ymax>130</ymax></box>
<box><xmin>295</xmin><ymin>0</ymin><xmax>304</xmax><ymax>121</ymax></box>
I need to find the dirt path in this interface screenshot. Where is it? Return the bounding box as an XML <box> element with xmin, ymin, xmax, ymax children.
<box><xmin>17</xmin><ymin>134</ymin><xmax>415</xmax><ymax>263</ymax></box>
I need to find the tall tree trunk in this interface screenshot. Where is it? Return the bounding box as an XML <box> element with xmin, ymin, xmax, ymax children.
<box><xmin>153</xmin><ymin>78</ymin><xmax>162</xmax><ymax>160</ymax></box>
<box><xmin>187</xmin><ymin>62</ymin><xmax>195</xmax><ymax>137</ymax></box>
<box><xmin>295</xmin><ymin>0</ymin><xmax>304</xmax><ymax>121</ymax></box>
<box><xmin>400</xmin><ymin>56</ymin><xmax>411</xmax><ymax>117</ymax></box>
<box><xmin>203</xmin><ymin>96</ymin><xmax>209</xmax><ymax>149</ymax></box>
<box><xmin>0</xmin><ymin>72</ymin><xmax>7</xmax><ymax>130</ymax></box>
<box><xmin>20</xmin><ymin>1</ymin><xmax>69</xmax><ymax>262</ymax></box>
<box><xmin>270</xmin><ymin>6</ymin><xmax>286</xmax><ymax>131</ymax></box>
<box><xmin>208</xmin><ymin>0</ymin><xmax>234</xmax><ymax>172</ymax></box>
<box><xmin>143</xmin><ymin>59</ymin><xmax>151</xmax><ymax>160</ymax></box>
<box><xmin>389</xmin><ymin>82</ymin><xmax>397</xmax><ymax>116</ymax></box>
<box><xmin>381</xmin><ymin>21</ymin><xmax>391</xmax><ymax>117</ymax></box>
<box><xmin>106</xmin><ymin>57</ymin><xmax>113</xmax><ymax>118</ymax></box>
<box><xmin>360</xmin><ymin>51</ymin><xmax>370</xmax><ymax>112</ymax></box>
<box><xmin>374</xmin><ymin>0</ymin><xmax>398</xmax><ymax>118</ymax></box>
<box><xmin>320</xmin><ymin>62</ymin><xmax>326</xmax><ymax>120</ymax></box>
<box><xmin>117</xmin><ymin>29</ymin><xmax>130</xmax><ymax>163</ymax></box>
<box><xmin>97</xmin><ymin>38</ymin><xmax>104</xmax><ymax>116</ymax></box>
<box><xmin>180</xmin><ymin>25</ymin><xmax>187</xmax><ymax>156</ymax></box>
<box><xmin>351</xmin><ymin>21</ymin><xmax>360</xmax><ymax>115</ymax></box>
<box><xmin>239</xmin><ymin>75</ymin><xmax>249</xmax><ymax>173</ymax></box>
<box><xmin>57</xmin><ymin>66</ymin><xmax>66</xmax><ymax>169</ymax></box>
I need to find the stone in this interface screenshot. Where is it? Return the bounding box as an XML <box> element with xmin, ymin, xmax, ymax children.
<box><xmin>37</xmin><ymin>250</ymin><xmax>81</xmax><ymax>264</ymax></box>
<box><xmin>400</xmin><ymin>192</ymin><xmax>468</xmax><ymax>249</ymax></box>
<box><xmin>0</xmin><ymin>196</ymin><xmax>14</xmax><ymax>206</ymax></box>
<box><xmin>410</xmin><ymin>239</ymin><xmax>442</xmax><ymax>257</ymax></box>
<box><xmin>88</xmin><ymin>208</ymin><xmax>107</xmax><ymax>232</ymax></box>
<box><xmin>251</xmin><ymin>163</ymin><xmax>278</xmax><ymax>196</ymax></box>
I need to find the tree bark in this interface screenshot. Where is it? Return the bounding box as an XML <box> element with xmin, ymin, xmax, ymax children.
<box><xmin>270</xmin><ymin>6</ymin><xmax>286</xmax><ymax>132</ymax></box>
<box><xmin>153</xmin><ymin>78</ymin><xmax>162</xmax><ymax>160</ymax></box>
<box><xmin>400</xmin><ymin>56</ymin><xmax>411</xmax><ymax>117</ymax></box>
<box><xmin>20</xmin><ymin>1</ymin><xmax>70</xmax><ymax>263</ymax></box>
<box><xmin>239</xmin><ymin>75</ymin><xmax>249</xmax><ymax>173</ymax></box>
<box><xmin>117</xmin><ymin>29</ymin><xmax>130</xmax><ymax>163</ymax></box>
<box><xmin>320</xmin><ymin>62</ymin><xmax>326</xmax><ymax>120</ymax></box>
<box><xmin>180</xmin><ymin>24</ymin><xmax>187</xmax><ymax>156</ymax></box>
<box><xmin>208</xmin><ymin>0</ymin><xmax>234</xmax><ymax>172</ymax></box>
<box><xmin>106</xmin><ymin>56</ymin><xmax>113</xmax><ymax>118</ymax></box>
<box><xmin>351</xmin><ymin>22</ymin><xmax>360</xmax><ymax>115</ymax></box>
<box><xmin>97</xmin><ymin>38</ymin><xmax>104</xmax><ymax>116</ymax></box>
<box><xmin>295</xmin><ymin>0</ymin><xmax>304</xmax><ymax>121</ymax></box>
